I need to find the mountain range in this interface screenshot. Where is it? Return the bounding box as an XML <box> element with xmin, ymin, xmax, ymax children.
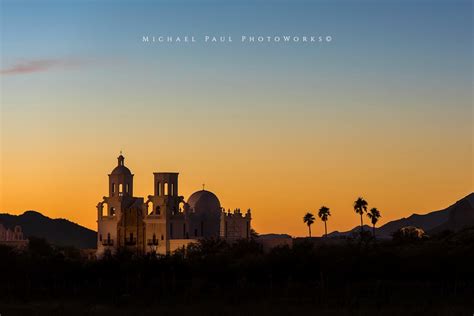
<box><xmin>1</xmin><ymin>192</ymin><xmax>473</xmax><ymax>248</ymax></box>
<box><xmin>0</xmin><ymin>211</ymin><xmax>96</xmax><ymax>248</ymax></box>
<box><xmin>328</xmin><ymin>192</ymin><xmax>474</xmax><ymax>238</ymax></box>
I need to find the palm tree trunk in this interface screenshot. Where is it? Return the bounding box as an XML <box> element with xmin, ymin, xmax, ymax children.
<box><xmin>308</xmin><ymin>225</ymin><xmax>311</xmax><ymax>237</ymax></box>
<box><xmin>373</xmin><ymin>224</ymin><xmax>376</xmax><ymax>238</ymax></box>
<box><xmin>360</xmin><ymin>214</ymin><xmax>364</xmax><ymax>234</ymax></box>
<box><xmin>324</xmin><ymin>221</ymin><xmax>327</xmax><ymax>237</ymax></box>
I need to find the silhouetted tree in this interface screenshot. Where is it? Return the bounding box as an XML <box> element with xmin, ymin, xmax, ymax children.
<box><xmin>303</xmin><ymin>212</ymin><xmax>315</xmax><ymax>237</ymax></box>
<box><xmin>1</xmin><ymin>227</ymin><xmax>474</xmax><ymax>312</ymax></box>
<box><xmin>318</xmin><ymin>206</ymin><xmax>331</xmax><ymax>237</ymax></box>
<box><xmin>28</xmin><ymin>236</ymin><xmax>54</xmax><ymax>257</ymax></box>
<box><xmin>367</xmin><ymin>207</ymin><xmax>381</xmax><ymax>238</ymax></box>
<box><xmin>187</xmin><ymin>238</ymin><xmax>228</xmax><ymax>259</ymax></box>
<box><xmin>353</xmin><ymin>197</ymin><xmax>368</xmax><ymax>235</ymax></box>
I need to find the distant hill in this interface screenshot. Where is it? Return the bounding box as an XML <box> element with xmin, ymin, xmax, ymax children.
<box><xmin>430</xmin><ymin>194</ymin><xmax>474</xmax><ymax>233</ymax></box>
<box><xmin>258</xmin><ymin>233</ymin><xmax>292</xmax><ymax>239</ymax></box>
<box><xmin>328</xmin><ymin>193</ymin><xmax>474</xmax><ymax>239</ymax></box>
<box><xmin>0</xmin><ymin>211</ymin><xmax>97</xmax><ymax>249</ymax></box>
<box><xmin>328</xmin><ymin>225</ymin><xmax>373</xmax><ymax>238</ymax></box>
<box><xmin>3</xmin><ymin>193</ymin><xmax>473</xmax><ymax>247</ymax></box>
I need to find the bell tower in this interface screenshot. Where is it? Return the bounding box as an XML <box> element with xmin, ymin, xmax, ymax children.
<box><xmin>146</xmin><ymin>172</ymin><xmax>180</xmax><ymax>219</ymax></box>
<box><xmin>108</xmin><ymin>154</ymin><xmax>134</xmax><ymax>198</ymax></box>
<box><xmin>144</xmin><ymin>172</ymin><xmax>185</xmax><ymax>254</ymax></box>
<box><xmin>97</xmin><ymin>154</ymin><xmax>144</xmax><ymax>257</ymax></box>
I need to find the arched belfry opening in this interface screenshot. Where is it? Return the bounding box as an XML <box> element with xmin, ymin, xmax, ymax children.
<box><xmin>153</xmin><ymin>172</ymin><xmax>179</xmax><ymax>197</ymax></box>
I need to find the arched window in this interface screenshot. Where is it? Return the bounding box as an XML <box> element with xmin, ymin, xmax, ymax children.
<box><xmin>119</xmin><ymin>184</ymin><xmax>123</xmax><ymax>193</ymax></box>
<box><xmin>126</xmin><ymin>183</ymin><xmax>129</xmax><ymax>193</ymax></box>
<box><xmin>164</xmin><ymin>182</ymin><xmax>169</xmax><ymax>195</ymax></box>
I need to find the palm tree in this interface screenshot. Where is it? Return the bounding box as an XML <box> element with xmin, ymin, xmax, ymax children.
<box><xmin>367</xmin><ymin>207</ymin><xmax>381</xmax><ymax>238</ymax></box>
<box><xmin>353</xmin><ymin>197</ymin><xmax>368</xmax><ymax>234</ymax></box>
<box><xmin>303</xmin><ymin>212</ymin><xmax>316</xmax><ymax>237</ymax></box>
<box><xmin>318</xmin><ymin>206</ymin><xmax>331</xmax><ymax>237</ymax></box>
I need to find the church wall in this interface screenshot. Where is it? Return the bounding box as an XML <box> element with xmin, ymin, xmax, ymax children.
<box><xmin>143</xmin><ymin>219</ymin><xmax>167</xmax><ymax>254</ymax></box>
<box><xmin>97</xmin><ymin>216</ymin><xmax>118</xmax><ymax>256</ymax></box>
<box><xmin>220</xmin><ymin>210</ymin><xmax>251</xmax><ymax>242</ymax></box>
<box><xmin>169</xmin><ymin>216</ymin><xmax>186</xmax><ymax>239</ymax></box>
<box><xmin>117</xmin><ymin>205</ymin><xmax>145</xmax><ymax>254</ymax></box>
<box><xmin>187</xmin><ymin>213</ymin><xmax>220</xmax><ymax>239</ymax></box>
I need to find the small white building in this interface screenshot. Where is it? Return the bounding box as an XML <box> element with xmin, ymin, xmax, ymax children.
<box><xmin>0</xmin><ymin>223</ymin><xmax>28</xmax><ymax>248</ymax></box>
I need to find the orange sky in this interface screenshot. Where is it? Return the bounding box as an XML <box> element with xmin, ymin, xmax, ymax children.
<box><xmin>0</xmin><ymin>69</ymin><xmax>472</xmax><ymax>237</ymax></box>
<box><xmin>1</xmin><ymin>0</ymin><xmax>472</xmax><ymax>237</ymax></box>
<box><xmin>1</xmin><ymin>128</ymin><xmax>472</xmax><ymax>236</ymax></box>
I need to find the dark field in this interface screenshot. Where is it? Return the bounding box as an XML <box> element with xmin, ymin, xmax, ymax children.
<box><xmin>1</xmin><ymin>229</ymin><xmax>474</xmax><ymax>316</ymax></box>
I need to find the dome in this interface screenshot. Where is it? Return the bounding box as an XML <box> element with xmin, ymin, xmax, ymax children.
<box><xmin>187</xmin><ymin>190</ymin><xmax>221</xmax><ymax>214</ymax></box>
<box><xmin>111</xmin><ymin>165</ymin><xmax>132</xmax><ymax>175</ymax></box>
<box><xmin>110</xmin><ymin>154</ymin><xmax>132</xmax><ymax>175</ymax></box>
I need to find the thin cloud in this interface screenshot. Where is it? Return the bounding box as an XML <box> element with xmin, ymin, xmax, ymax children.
<box><xmin>0</xmin><ymin>58</ymin><xmax>87</xmax><ymax>75</ymax></box>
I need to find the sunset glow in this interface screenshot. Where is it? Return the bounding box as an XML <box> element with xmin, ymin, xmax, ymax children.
<box><xmin>1</xmin><ymin>0</ymin><xmax>472</xmax><ymax>236</ymax></box>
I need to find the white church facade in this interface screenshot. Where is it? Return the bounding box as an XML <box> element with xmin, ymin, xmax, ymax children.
<box><xmin>97</xmin><ymin>155</ymin><xmax>251</xmax><ymax>256</ymax></box>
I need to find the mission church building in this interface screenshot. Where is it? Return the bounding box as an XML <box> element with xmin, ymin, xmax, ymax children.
<box><xmin>97</xmin><ymin>154</ymin><xmax>251</xmax><ymax>256</ymax></box>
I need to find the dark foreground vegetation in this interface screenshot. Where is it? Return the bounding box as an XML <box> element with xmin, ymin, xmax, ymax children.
<box><xmin>1</xmin><ymin>229</ymin><xmax>474</xmax><ymax>316</ymax></box>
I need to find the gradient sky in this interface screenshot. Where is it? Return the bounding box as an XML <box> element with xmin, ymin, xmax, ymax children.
<box><xmin>1</xmin><ymin>0</ymin><xmax>472</xmax><ymax>236</ymax></box>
